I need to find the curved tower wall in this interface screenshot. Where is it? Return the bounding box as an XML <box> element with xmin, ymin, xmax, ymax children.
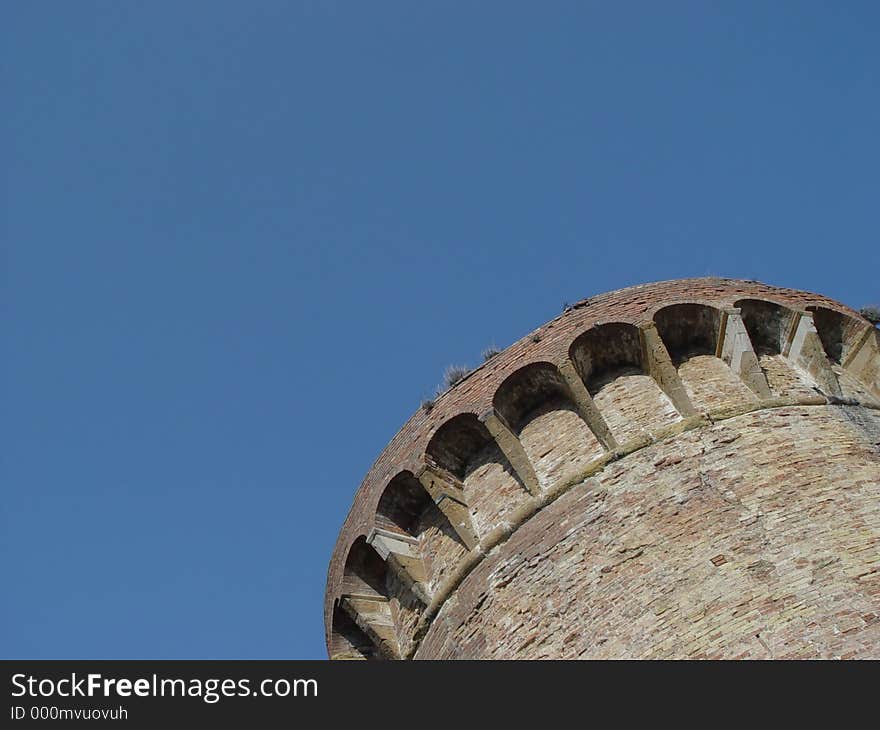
<box><xmin>324</xmin><ymin>279</ymin><xmax>880</xmax><ymax>659</ymax></box>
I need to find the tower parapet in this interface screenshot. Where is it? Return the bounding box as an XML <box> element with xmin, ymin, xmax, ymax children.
<box><xmin>325</xmin><ymin>278</ymin><xmax>880</xmax><ymax>659</ymax></box>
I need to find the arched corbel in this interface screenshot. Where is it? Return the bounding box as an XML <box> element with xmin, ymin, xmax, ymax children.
<box><xmin>716</xmin><ymin>308</ymin><xmax>772</xmax><ymax>398</ymax></box>
<box><xmin>339</xmin><ymin>539</ymin><xmax>402</xmax><ymax>660</ymax></box>
<box><xmin>478</xmin><ymin>408</ymin><xmax>542</xmax><ymax>496</ymax></box>
<box><xmin>783</xmin><ymin>311</ymin><xmax>842</xmax><ymax>396</ymax></box>
<box><xmin>557</xmin><ymin>357</ymin><xmax>619</xmax><ymax>450</ymax></box>
<box><xmin>338</xmin><ymin>595</ymin><xmax>400</xmax><ymax>660</ymax></box>
<box><xmin>415</xmin><ymin>460</ymin><xmax>479</xmax><ymax>551</ymax></box>
<box><xmin>638</xmin><ymin>321</ymin><xmax>697</xmax><ymax>416</ymax></box>
<box><xmin>366</xmin><ymin>528</ymin><xmax>431</xmax><ymax>605</ymax></box>
<box><xmin>841</xmin><ymin>325</ymin><xmax>880</xmax><ymax>399</ymax></box>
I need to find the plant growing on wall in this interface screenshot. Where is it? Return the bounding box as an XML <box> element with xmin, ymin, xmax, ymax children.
<box><xmin>860</xmin><ymin>305</ymin><xmax>880</xmax><ymax>325</ymax></box>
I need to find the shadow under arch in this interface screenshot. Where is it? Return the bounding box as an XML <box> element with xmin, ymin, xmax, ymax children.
<box><xmin>568</xmin><ymin>322</ymin><xmax>644</xmax><ymax>393</ymax></box>
<box><xmin>425</xmin><ymin>413</ymin><xmax>530</xmax><ymax>536</ymax></box>
<box><xmin>336</xmin><ymin>536</ymin><xmax>400</xmax><ymax>659</ymax></box>
<box><xmin>493</xmin><ymin>361</ymin><xmax>576</xmax><ymax>433</ymax></box>
<box><xmin>492</xmin><ymin>361</ymin><xmax>604</xmax><ymax>488</ymax></box>
<box><xmin>342</xmin><ymin>535</ymin><xmax>388</xmax><ymax>599</ymax></box>
<box><xmin>808</xmin><ymin>305</ymin><xmax>880</xmax><ymax>402</ymax></box>
<box><xmin>329</xmin><ymin>601</ymin><xmax>378</xmax><ymax>660</ymax></box>
<box><xmin>735</xmin><ymin>298</ymin><xmax>798</xmax><ymax>355</ymax></box>
<box><xmin>735</xmin><ymin>297</ymin><xmax>817</xmax><ymax>398</ymax></box>
<box><xmin>654</xmin><ymin>302</ymin><xmax>756</xmax><ymax>411</ymax></box>
<box><xmin>425</xmin><ymin>413</ymin><xmax>494</xmax><ymax>480</ymax></box>
<box><xmin>373</xmin><ymin>469</ymin><xmax>469</xmax><ymax>594</ymax></box>
<box><xmin>375</xmin><ymin>471</ymin><xmax>433</xmax><ymax>537</ymax></box>
<box><xmin>568</xmin><ymin>322</ymin><xmax>680</xmax><ymax>442</ymax></box>
<box><xmin>653</xmin><ymin>303</ymin><xmax>723</xmax><ymax>364</ymax></box>
<box><xmin>808</xmin><ymin>305</ymin><xmax>866</xmax><ymax>364</ymax></box>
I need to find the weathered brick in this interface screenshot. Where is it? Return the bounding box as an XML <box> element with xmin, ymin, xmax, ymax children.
<box><xmin>325</xmin><ymin>279</ymin><xmax>880</xmax><ymax>659</ymax></box>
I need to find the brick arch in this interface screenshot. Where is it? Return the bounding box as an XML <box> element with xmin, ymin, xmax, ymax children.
<box><xmin>807</xmin><ymin>305</ymin><xmax>880</xmax><ymax>402</ymax></box>
<box><xmin>325</xmin><ymin>279</ymin><xmax>875</xmax><ymax>657</ymax></box>
<box><xmin>493</xmin><ymin>362</ymin><xmax>574</xmax><ymax>432</ymax></box>
<box><xmin>425</xmin><ymin>413</ymin><xmax>494</xmax><ymax>480</ymax></box>
<box><xmin>807</xmin><ymin>305</ymin><xmax>866</xmax><ymax>364</ymax></box>
<box><xmin>653</xmin><ymin>303</ymin><xmax>724</xmax><ymax>363</ymax></box>
<box><xmin>735</xmin><ymin>298</ymin><xmax>798</xmax><ymax>355</ymax></box>
<box><xmin>375</xmin><ymin>471</ymin><xmax>433</xmax><ymax>537</ymax></box>
<box><xmin>373</xmin><ymin>470</ymin><xmax>465</xmax><ymax>607</ymax></box>
<box><xmin>654</xmin><ymin>303</ymin><xmax>756</xmax><ymax>411</ymax></box>
<box><xmin>337</xmin><ymin>536</ymin><xmax>400</xmax><ymax>660</ymax></box>
<box><xmin>569</xmin><ymin>322</ymin><xmax>644</xmax><ymax>392</ymax></box>
<box><xmin>734</xmin><ymin>297</ymin><xmax>817</xmax><ymax>399</ymax></box>
<box><xmin>329</xmin><ymin>602</ymin><xmax>378</xmax><ymax>660</ymax></box>
<box><xmin>425</xmin><ymin>412</ymin><xmax>532</xmax><ymax>539</ymax></box>
<box><xmin>341</xmin><ymin>536</ymin><xmax>388</xmax><ymax>601</ymax></box>
<box><xmin>569</xmin><ymin>322</ymin><xmax>681</xmax><ymax>442</ymax></box>
<box><xmin>642</xmin><ymin>296</ymin><xmax>728</xmax><ymax>321</ymax></box>
<box><xmin>493</xmin><ymin>361</ymin><xmax>604</xmax><ymax>489</ymax></box>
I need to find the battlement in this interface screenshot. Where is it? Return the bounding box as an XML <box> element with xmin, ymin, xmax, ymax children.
<box><xmin>324</xmin><ymin>278</ymin><xmax>880</xmax><ymax>659</ymax></box>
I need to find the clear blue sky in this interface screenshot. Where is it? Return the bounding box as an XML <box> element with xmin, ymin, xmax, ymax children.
<box><xmin>2</xmin><ymin>2</ymin><xmax>877</xmax><ymax>659</ymax></box>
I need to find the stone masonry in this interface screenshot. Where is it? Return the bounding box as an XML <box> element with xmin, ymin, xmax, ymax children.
<box><xmin>324</xmin><ymin>278</ymin><xmax>880</xmax><ymax>659</ymax></box>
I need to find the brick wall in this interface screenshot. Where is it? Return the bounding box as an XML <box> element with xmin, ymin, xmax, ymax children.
<box><xmin>415</xmin><ymin>406</ymin><xmax>880</xmax><ymax>659</ymax></box>
<box><xmin>325</xmin><ymin>278</ymin><xmax>880</xmax><ymax>658</ymax></box>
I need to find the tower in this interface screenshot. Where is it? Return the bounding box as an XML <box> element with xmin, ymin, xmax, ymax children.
<box><xmin>324</xmin><ymin>279</ymin><xmax>880</xmax><ymax>659</ymax></box>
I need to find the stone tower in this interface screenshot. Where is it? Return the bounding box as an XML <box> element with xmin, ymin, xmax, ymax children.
<box><xmin>324</xmin><ymin>279</ymin><xmax>880</xmax><ymax>659</ymax></box>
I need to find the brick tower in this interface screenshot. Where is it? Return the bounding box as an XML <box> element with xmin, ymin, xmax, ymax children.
<box><xmin>324</xmin><ymin>279</ymin><xmax>880</xmax><ymax>659</ymax></box>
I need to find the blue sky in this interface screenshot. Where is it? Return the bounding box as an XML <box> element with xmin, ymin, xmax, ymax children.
<box><xmin>1</xmin><ymin>2</ymin><xmax>877</xmax><ymax>659</ymax></box>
